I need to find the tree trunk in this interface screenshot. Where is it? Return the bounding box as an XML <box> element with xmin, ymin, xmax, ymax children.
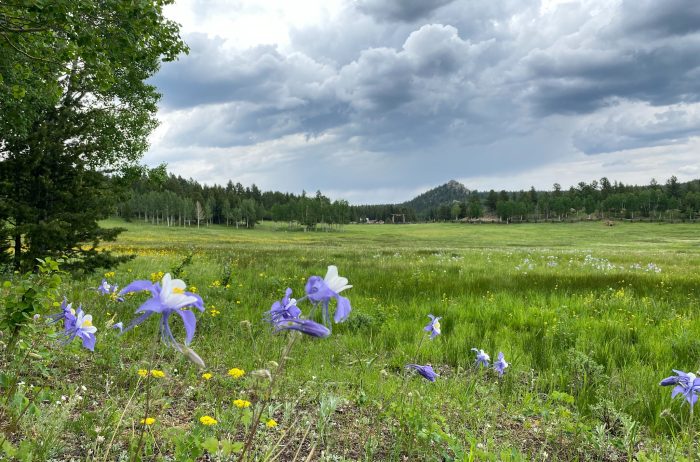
<box><xmin>13</xmin><ymin>231</ymin><xmax>22</xmax><ymax>271</ymax></box>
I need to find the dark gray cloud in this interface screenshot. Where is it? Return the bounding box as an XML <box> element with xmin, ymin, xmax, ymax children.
<box><xmin>618</xmin><ymin>0</ymin><xmax>700</xmax><ymax>38</ymax></box>
<box><xmin>355</xmin><ymin>0</ymin><xmax>456</xmax><ymax>22</ymax></box>
<box><xmin>154</xmin><ymin>34</ymin><xmax>337</xmax><ymax>110</ymax></box>
<box><xmin>521</xmin><ymin>0</ymin><xmax>700</xmax><ymax>115</ymax></box>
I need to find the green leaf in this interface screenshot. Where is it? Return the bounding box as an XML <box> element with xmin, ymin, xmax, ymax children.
<box><xmin>241</xmin><ymin>408</ymin><xmax>253</xmax><ymax>427</ymax></box>
<box><xmin>2</xmin><ymin>440</ymin><xmax>18</xmax><ymax>457</ymax></box>
<box><xmin>224</xmin><ymin>441</ymin><xmax>244</xmax><ymax>454</ymax></box>
<box><xmin>201</xmin><ymin>437</ymin><xmax>219</xmax><ymax>454</ymax></box>
<box><xmin>11</xmin><ymin>85</ymin><xmax>27</xmax><ymax>99</ymax></box>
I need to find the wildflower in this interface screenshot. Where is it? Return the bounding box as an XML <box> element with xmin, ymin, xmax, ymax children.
<box><xmin>137</xmin><ymin>369</ymin><xmax>148</xmax><ymax>377</ymax></box>
<box><xmin>199</xmin><ymin>415</ymin><xmax>217</xmax><ymax>426</ymax></box>
<box><xmin>251</xmin><ymin>369</ymin><xmax>272</xmax><ymax>381</ymax></box>
<box><xmin>304</xmin><ymin>265</ymin><xmax>352</xmax><ymax>324</ymax></box>
<box><xmin>660</xmin><ymin>369</ymin><xmax>700</xmax><ymax>410</ymax></box>
<box><xmin>266</xmin><ymin>288</ymin><xmax>301</xmax><ymax>323</ymax></box>
<box><xmin>273</xmin><ymin>318</ymin><xmax>331</xmax><ymax>338</ymax></box>
<box><xmin>112</xmin><ymin>322</ymin><xmax>124</xmax><ymax>333</ymax></box>
<box><xmin>150</xmin><ymin>369</ymin><xmax>165</xmax><ymax>378</ymax></box>
<box><xmin>201</xmin><ymin>372</ymin><xmax>213</xmax><ymax>380</ymax></box>
<box><xmin>51</xmin><ymin>300</ymin><xmax>97</xmax><ymax>351</ymax></box>
<box><xmin>228</xmin><ymin>368</ymin><xmax>245</xmax><ymax>379</ymax></box>
<box><xmin>494</xmin><ymin>352</ymin><xmax>509</xmax><ymax>376</ymax></box>
<box><xmin>150</xmin><ymin>271</ymin><xmax>164</xmax><ymax>282</ymax></box>
<box><xmin>405</xmin><ymin>364</ymin><xmax>438</xmax><ymax>382</ymax></box>
<box><xmin>424</xmin><ymin>314</ymin><xmax>441</xmax><ymax>339</ymax></box>
<box><xmin>472</xmin><ymin>348</ymin><xmax>490</xmax><ymax>367</ymax></box>
<box><xmin>180</xmin><ymin>345</ymin><xmax>206</xmax><ymax>369</ymax></box>
<box><xmin>233</xmin><ymin>399</ymin><xmax>251</xmax><ymax>408</ymax></box>
<box><xmin>266</xmin><ymin>419</ymin><xmax>278</xmax><ymax>428</ymax></box>
<box><xmin>97</xmin><ymin>279</ymin><xmax>118</xmax><ymax>296</ymax></box>
<box><xmin>118</xmin><ymin>273</ymin><xmax>205</xmax><ymax>351</ymax></box>
<box><xmin>140</xmin><ymin>417</ymin><xmax>156</xmax><ymax>426</ymax></box>
<box><xmin>104</xmin><ymin>271</ymin><xmax>115</xmax><ymax>278</ymax></box>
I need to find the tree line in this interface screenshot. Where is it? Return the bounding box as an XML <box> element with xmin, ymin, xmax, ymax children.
<box><xmin>117</xmin><ymin>170</ymin><xmax>700</xmax><ymax>228</ymax></box>
<box><xmin>423</xmin><ymin>177</ymin><xmax>700</xmax><ymax>223</ymax></box>
<box><xmin>115</xmin><ymin>165</ymin><xmax>352</xmax><ymax>230</ymax></box>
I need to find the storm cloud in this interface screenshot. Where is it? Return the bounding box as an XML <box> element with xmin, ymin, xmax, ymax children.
<box><xmin>147</xmin><ymin>0</ymin><xmax>700</xmax><ymax>203</ymax></box>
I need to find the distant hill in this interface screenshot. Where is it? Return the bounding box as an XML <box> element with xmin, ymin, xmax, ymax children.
<box><xmin>403</xmin><ymin>180</ymin><xmax>470</xmax><ymax>214</ymax></box>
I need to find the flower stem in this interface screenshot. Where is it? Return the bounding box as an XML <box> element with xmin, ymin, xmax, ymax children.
<box><xmin>131</xmin><ymin>332</ymin><xmax>160</xmax><ymax>462</ymax></box>
<box><xmin>690</xmin><ymin>406</ymin><xmax>695</xmax><ymax>462</ymax></box>
<box><xmin>238</xmin><ymin>332</ymin><xmax>299</xmax><ymax>462</ymax></box>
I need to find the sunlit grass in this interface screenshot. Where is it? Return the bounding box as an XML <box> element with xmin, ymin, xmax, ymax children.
<box><xmin>4</xmin><ymin>220</ymin><xmax>700</xmax><ymax>460</ymax></box>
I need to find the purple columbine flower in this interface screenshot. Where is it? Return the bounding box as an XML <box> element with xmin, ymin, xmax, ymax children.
<box><xmin>472</xmin><ymin>348</ymin><xmax>490</xmax><ymax>367</ymax></box>
<box><xmin>98</xmin><ymin>279</ymin><xmax>125</xmax><ymax>302</ymax></box>
<box><xmin>50</xmin><ymin>300</ymin><xmax>97</xmax><ymax>351</ymax></box>
<box><xmin>406</xmin><ymin>364</ymin><xmax>439</xmax><ymax>382</ymax></box>
<box><xmin>424</xmin><ymin>314</ymin><xmax>441</xmax><ymax>339</ymax></box>
<box><xmin>273</xmin><ymin>318</ymin><xmax>331</xmax><ymax>338</ymax></box>
<box><xmin>660</xmin><ymin>369</ymin><xmax>700</xmax><ymax>410</ymax></box>
<box><xmin>305</xmin><ymin>265</ymin><xmax>352</xmax><ymax>325</ymax></box>
<box><xmin>266</xmin><ymin>288</ymin><xmax>302</xmax><ymax>323</ymax></box>
<box><xmin>98</xmin><ymin>279</ymin><xmax>117</xmax><ymax>295</ymax></box>
<box><xmin>494</xmin><ymin>352</ymin><xmax>509</xmax><ymax>376</ymax></box>
<box><xmin>118</xmin><ymin>273</ymin><xmax>204</xmax><ymax>349</ymax></box>
<box><xmin>49</xmin><ymin>299</ymin><xmax>76</xmax><ymax>331</ymax></box>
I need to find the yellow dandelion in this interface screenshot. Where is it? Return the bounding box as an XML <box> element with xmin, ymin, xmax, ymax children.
<box><xmin>150</xmin><ymin>369</ymin><xmax>165</xmax><ymax>378</ymax></box>
<box><xmin>140</xmin><ymin>417</ymin><xmax>156</xmax><ymax>426</ymax></box>
<box><xmin>228</xmin><ymin>368</ymin><xmax>245</xmax><ymax>379</ymax></box>
<box><xmin>266</xmin><ymin>419</ymin><xmax>278</xmax><ymax>428</ymax></box>
<box><xmin>189</xmin><ymin>286</ymin><xmax>198</xmax><ymax>293</ymax></box>
<box><xmin>137</xmin><ymin>369</ymin><xmax>148</xmax><ymax>378</ymax></box>
<box><xmin>201</xmin><ymin>372</ymin><xmax>213</xmax><ymax>380</ymax></box>
<box><xmin>199</xmin><ymin>415</ymin><xmax>217</xmax><ymax>426</ymax></box>
<box><xmin>233</xmin><ymin>399</ymin><xmax>251</xmax><ymax>408</ymax></box>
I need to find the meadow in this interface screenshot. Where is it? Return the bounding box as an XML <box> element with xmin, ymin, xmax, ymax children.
<box><xmin>2</xmin><ymin>220</ymin><xmax>700</xmax><ymax>461</ymax></box>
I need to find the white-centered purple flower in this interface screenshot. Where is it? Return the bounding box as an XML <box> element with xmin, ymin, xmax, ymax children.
<box><xmin>424</xmin><ymin>314</ymin><xmax>441</xmax><ymax>339</ymax></box>
<box><xmin>50</xmin><ymin>300</ymin><xmax>97</xmax><ymax>351</ymax></box>
<box><xmin>266</xmin><ymin>288</ymin><xmax>301</xmax><ymax>324</ymax></box>
<box><xmin>304</xmin><ymin>265</ymin><xmax>352</xmax><ymax>325</ymax></box>
<box><xmin>471</xmin><ymin>348</ymin><xmax>490</xmax><ymax>367</ymax></box>
<box><xmin>98</xmin><ymin>279</ymin><xmax>125</xmax><ymax>302</ymax></box>
<box><xmin>273</xmin><ymin>318</ymin><xmax>331</xmax><ymax>338</ymax></box>
<box><xmin>406</xmin><ymin>364</ymin><xmax>439</xmax><ymax>382</ymax></box>
<box><xmin>118</xmin><ymin>273</ymin><xmax>204</xmax><ymax>348</ymax></box>
<box><xmin>494</xmin><ymin>352</ymin><xmax>509</xmax><ymax>376</ymax></box>
<box><xmin>97</xmin><ymin>279</ymin><xmax>117</xmax><ymax>296</ymax></box>
<box><xmin>660</xmin><ymin>369</ymin><xmax>700</xmax><ymax>410</ymax></box>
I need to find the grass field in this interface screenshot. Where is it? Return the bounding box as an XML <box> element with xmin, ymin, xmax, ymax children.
<box><xmin>3</xmin><ymin>220</ymin><xmax>700</xmax><ymax>461</ymax></box>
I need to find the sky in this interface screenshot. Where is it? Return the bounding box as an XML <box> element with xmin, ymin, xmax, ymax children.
<box><xmin>146</xmin><ymin>0</ymin><xmax>700</xmax><ymax>204</ymax></box>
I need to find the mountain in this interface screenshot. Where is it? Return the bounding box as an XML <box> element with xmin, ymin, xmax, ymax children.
<box><xmin>403</xmin><ymin>180</ymin><xmax>470</xmax><ymax>214</ymax></box>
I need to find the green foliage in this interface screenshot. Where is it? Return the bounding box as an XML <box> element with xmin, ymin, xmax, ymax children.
<box><xmin>0</xmin><ymin>258</ymin><xmax>62</xmax><ymax>349</ymax></box>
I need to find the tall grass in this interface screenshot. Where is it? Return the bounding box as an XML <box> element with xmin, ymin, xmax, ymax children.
<box><xmin>2</xmin><ymin>220</ymin><xmax>699</xmax><ymax>460</ymax></box>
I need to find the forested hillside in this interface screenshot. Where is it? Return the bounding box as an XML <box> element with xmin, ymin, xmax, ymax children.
<box><xmin>115</xmin><ymin>167</ymin><xmax>700</xmax><ymax>227</ymax></box>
